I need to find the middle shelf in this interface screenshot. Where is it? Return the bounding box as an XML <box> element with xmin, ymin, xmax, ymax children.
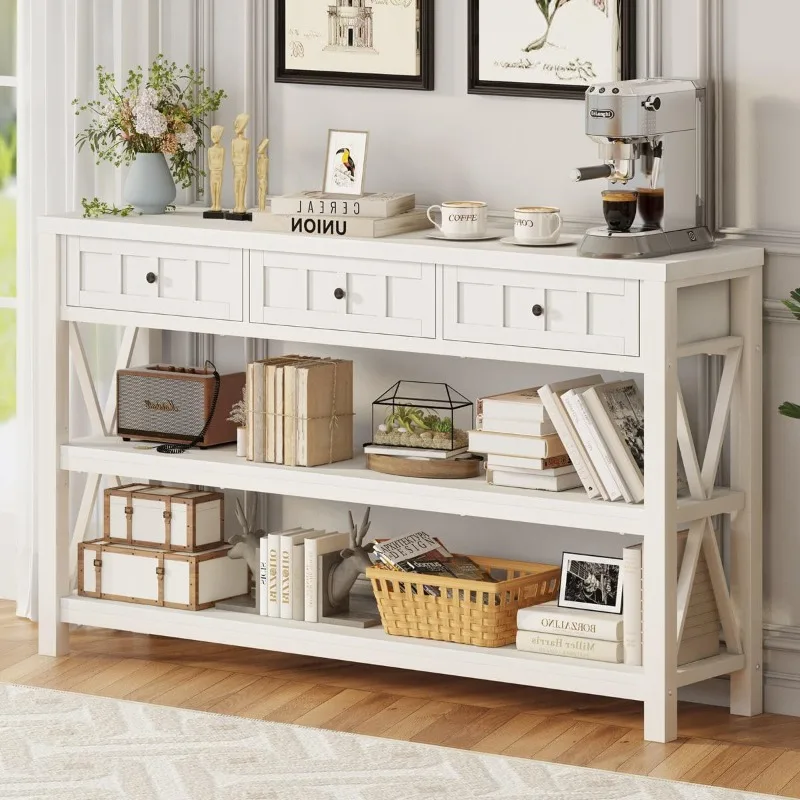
<box><xmin>62</xmin><ymin>437</ymin><xmax>745</xmax><ymax>535</ymax></box>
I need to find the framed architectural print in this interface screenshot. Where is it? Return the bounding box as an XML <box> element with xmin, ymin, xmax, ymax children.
<box><xmin>276</xmin><ymin>0</ymin><xmax>434</xmax><ymax>91</ymax></box>
<box><xmin>323</xmin><ymin>130</ymin><xmax>369</xmax><ymax>195</ymax></box>
<box><xmin>468</xmin><ymin>0</ymin><xmax>636</xmax><ymax>99</ymax></box>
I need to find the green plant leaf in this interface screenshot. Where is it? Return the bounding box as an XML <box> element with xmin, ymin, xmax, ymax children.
<box><xmin>779</xmin><ymin>401</ymin><xmax>800</xmax><ymax>419</ymax></box>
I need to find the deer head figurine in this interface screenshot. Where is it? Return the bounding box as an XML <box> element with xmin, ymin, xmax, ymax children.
<box><xmin>227</xmin><ymin>496</ymin><xmax>264</xmax><ymax>596</ymax></box>
<box><xmin>328</xmin><ymin>507</ymin><xmax>374</xmax><ymax>607</ymax></box>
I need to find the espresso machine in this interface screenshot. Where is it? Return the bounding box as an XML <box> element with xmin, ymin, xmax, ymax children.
<box><xmin>572</xmin><ymin>78</ymin><xmax>714</xmax><ymax>259</ymax></box>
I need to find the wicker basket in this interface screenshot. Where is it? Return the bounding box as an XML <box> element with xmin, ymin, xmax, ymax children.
<box><xmin>366</xmin><ymin>556</ymin><xmax>561</xmax><ymax>648</ymax></box>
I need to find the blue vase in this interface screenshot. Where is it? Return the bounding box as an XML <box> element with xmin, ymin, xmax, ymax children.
<box><xmin>123</xmin><ymin>153</ymin><xmax>177</xmax><ymax>214</ymax></box>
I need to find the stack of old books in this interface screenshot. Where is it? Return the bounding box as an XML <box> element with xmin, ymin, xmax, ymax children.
<box><xmin>468</xmin><ymin>387</ymin><xmax>580</xmax><ymax>491</ymax></box>
<box><xmin>253</xmin><ymin>191</ymin><xmax>431</xmax><ymax>238</ymax></box>
<box><xmin>245</xmin><ymin>355</ymin><xmax>353</xmax><ymax>467</ymax></box>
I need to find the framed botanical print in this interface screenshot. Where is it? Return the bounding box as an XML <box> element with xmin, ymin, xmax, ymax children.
<box><xmin>276</xmin><ymin>0</ymin><xmax>434</xmax><ymax>91</ymax></box>
<box><xmin>323</xmin><ymin>130</ymin><xmax>369</xmax><ymax>195</ymax></box>
<box><xmin>468</xmin><ymin>0</ymin><xmax>636</xmax><ymax>99</ymax></box>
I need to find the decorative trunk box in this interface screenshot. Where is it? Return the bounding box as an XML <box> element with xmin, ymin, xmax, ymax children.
<box><xmin>104</xmin><ymin>484</ymin><xmax>224</xmax><ymax>552</ymax></box>
<box><xmin>78</xmin><ymin>540</ymin><xmax>248</xmax><ymax>611</ymax></box>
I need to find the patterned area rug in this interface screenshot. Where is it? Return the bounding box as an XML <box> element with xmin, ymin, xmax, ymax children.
<box><xmin>0</xmin><ymin>683</ymin><xmax>777</xmax><ymax>799</ymax></box>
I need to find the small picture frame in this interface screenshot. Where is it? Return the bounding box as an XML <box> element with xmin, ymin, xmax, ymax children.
<box><xmin>558</xmin><ymin>552</ymin><xmax>623</xmax><ymax>614</ymax></box>
<box><xmin>323</xmin><ymin>129</ymin><xmax>369</xmax><ymax>196</ymax></box>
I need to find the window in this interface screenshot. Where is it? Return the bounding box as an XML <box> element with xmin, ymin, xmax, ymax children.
<box><xmin>0</xmin><ymin>0</ymin><xmax>16</xmax><ymax>600</ymax></box>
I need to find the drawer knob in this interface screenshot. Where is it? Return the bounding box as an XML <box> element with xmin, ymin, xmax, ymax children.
<box><xmin>334</xmin><ymin>287</ymin><xmax>346</xmax><ymax>300</ymax></box>
<box><xmin>531</xmin><ymin>304</ymin><xmax>544</xmax><ymax>317</ymax></box>
<box><xmin>146</xmin><ymin>272</ymin><xmax>157</xmax><ymax>284</ymax></box>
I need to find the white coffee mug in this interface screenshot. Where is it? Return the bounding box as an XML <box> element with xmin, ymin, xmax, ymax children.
<box><xmin>427</xmin><ymin>201</ymin><xmax>488</xmax><ymax>238</ymax></box>
<box><xmin>514</xmin><ymin>206</ymin><xmax>562</xmax><ymax>244</ymax></box>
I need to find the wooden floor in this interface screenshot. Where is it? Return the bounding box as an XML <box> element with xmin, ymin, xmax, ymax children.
<box><xmin>3</xmin><ymin>602</ymin><xmax>800</xmax><ymax>796</ymax></box>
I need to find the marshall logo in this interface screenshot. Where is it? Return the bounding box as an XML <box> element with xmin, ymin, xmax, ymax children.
<box><xmin>144</xmin><ymin>399</ymin><xmax>179</xmax><ymax>413</ymax></box>
<box><xmin>590</xmin><ymin>109</ymin><xmax>615</xmax><ymax>119</ymax></box>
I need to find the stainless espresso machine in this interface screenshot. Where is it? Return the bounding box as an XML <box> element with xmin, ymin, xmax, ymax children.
<box><xmin>572</xmin><ymin>78</ymin><xmax>714</xmax><ymax>259</ymax></box>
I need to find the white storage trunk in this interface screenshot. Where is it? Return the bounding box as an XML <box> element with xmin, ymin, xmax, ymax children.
<box><xmin>104</xmin><ymin>483</ymin><xmax>224</xmax><ymax>552</ymax></box>
<box><xmin>78</xmin><ymin>540</ymin><xmax>248</xmax><ymax>611</ymax></box>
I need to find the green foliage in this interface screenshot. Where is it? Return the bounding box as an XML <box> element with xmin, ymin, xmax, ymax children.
<box><xmin>0</xmin><ymin>198</ymin><xmax>14</xmax><ymax>424</ymax></box>
<box><xmin>73</xmin><ymin>54</ymin><xmax>226</xmax><ymax>192</ymax></box>
<box><xmin>779</xmin><ymin>402</ymin><xmax>800</xmax><ymax>420</ymax></box>
<box><xmin>81</xmin><ymin>198</ymin><xmax>136</xmax><ymax>219</ymax></box>
<box><xmin>384</xmin><ymin>407</ymin><xmax>453</xmax><ymax>433</ymax></box>
<box><xmin>782</xmin><ymin>288</ymin><xmax>800</xmax><ymax>321</ymax></box>
<box><xmin>0</xmin><ymin>125</ymin><xmax>15</xmax><ymax>191</ymax></box>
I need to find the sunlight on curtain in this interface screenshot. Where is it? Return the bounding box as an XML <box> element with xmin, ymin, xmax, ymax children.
<box><xmin>0</xmin><ymin>0</ymin><xmax>17</xmax><ymax>602</ymax></box>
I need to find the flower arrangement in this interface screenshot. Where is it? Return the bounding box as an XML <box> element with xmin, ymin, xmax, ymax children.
<box><xmin>526</xmin><ymin>0</ymin><xmax>609</xmax><ymax>52</ymax></box>
<box><xmin>73</xmin><ymin>55</ymin><xmax>226</xmax><ymax>192</ymax></box>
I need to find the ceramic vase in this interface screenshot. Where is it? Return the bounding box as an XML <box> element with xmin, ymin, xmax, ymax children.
<box><xmin>236</xmin><ymin>427</ymin><xmax>247</xmax><ymax>457</ymax></box>
<box><xmin>123</xmin><ymin>153</ymin><xmax>177</xmax><ymax>214</ymax></box>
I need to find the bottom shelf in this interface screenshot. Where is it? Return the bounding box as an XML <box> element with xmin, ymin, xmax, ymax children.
<box><xmin>60</xmin><ymin>596</ymin><xmax>745</xmax><ymax>702</ymax></box>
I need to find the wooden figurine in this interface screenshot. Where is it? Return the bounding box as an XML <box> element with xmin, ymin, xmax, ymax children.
<box><xmin>203</xmin><ymin>125</ymin><xmax>225</xmax><ymax>220</ymax></box>
<box><xmin>226</xmin><ymin>113</ymin><xmax>252</xmax><ymax>221</ymax></box>
<box><xmin>257</xmin><ymin>138</ymin><xmax>269</xmax><ymax>212</ymax></box>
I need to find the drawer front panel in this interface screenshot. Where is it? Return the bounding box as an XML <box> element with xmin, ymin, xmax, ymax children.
<box><xmin>443</xmin><ymin>266</ymin><xmax>639</xmax><ymax>355</ymax></box>
<box><xmin>66</xmin><ymin>237</ymin><xmax>244</xmax><ymax>321</ymax></box>
<box><xmin>250</xmin><ymin>251</ymin><xmax>435</xmax><ymax>338</ymax></box>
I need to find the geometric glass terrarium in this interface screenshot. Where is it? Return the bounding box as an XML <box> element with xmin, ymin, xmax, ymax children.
<box><xmin>371</xmin><ymin>381</ymin><xmax>473</xmax><ymax>452</ymax></box>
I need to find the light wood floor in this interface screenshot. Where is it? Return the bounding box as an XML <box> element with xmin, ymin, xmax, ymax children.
<box><xmin>3</xmin><ymin>601</ymin><xmax>800</xmax><ymax>796</ymax></box>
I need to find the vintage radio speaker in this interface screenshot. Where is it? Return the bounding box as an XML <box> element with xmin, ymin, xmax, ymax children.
<box><xmin>117</xmin><ymin>364</ymin><xmax>245</xmax><ymax>448</ymax></box>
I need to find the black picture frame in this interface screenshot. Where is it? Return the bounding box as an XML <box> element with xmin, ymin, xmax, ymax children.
<box><xmin>468</xmin><ymin>0</ymin><xmax>636</xmax><ymax>100</ymax></box>
<box><xmin>275</xmin><ymin>0</ymin><xmax>435</xmax><ymax>92</ymax></box>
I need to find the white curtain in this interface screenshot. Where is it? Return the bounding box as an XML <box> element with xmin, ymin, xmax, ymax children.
<box><xmin>17</xmin><ymin>0</ymin><xmax>164</xmax><ymax>619</ymax></box>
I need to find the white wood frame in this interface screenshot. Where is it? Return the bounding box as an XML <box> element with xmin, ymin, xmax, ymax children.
<box><xmin>34</xmin><ymin>214</ymin><xmax>765</xmax><ymax>743</ymax></box>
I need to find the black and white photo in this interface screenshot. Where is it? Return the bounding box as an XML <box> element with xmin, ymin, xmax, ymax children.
<box><xmin>558</xmin><ymin>552</ymin><xmax>623</xmax><ymax>614</ymax></box>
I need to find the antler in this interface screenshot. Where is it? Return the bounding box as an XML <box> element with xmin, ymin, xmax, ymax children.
<box><xmin>234</xmin><ymin>498</ymin><xmax>249</xmax><ymax>533</ymax></box>
<box><xmin>347</xmin><ymin>507</ymin><xmax>372</xmax><ymax>548</ymax></box>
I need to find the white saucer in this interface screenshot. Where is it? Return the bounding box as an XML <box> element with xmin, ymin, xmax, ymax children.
<box><xmin>427</xmin><ymin>232</ymin><xmax>503</xmax><ymax>242</ymax></box>
<box><xmin>500</xmin><ymin>235</ymin><xmax>582</xmax><ymax>248</ymax></box>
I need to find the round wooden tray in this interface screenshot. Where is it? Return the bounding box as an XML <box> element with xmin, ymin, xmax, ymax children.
<box><xmin>366</xmin><ymin>453</ymin><xmax>483</xmax><ymax>479</ymax></box>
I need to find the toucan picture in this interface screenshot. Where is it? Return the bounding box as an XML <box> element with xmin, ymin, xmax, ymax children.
<box><xmin>336</xmin><ymin>147</ymin><xmax>356</xmax><ymax>181</ymax></box>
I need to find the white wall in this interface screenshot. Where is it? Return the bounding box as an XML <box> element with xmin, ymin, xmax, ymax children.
<box><xmin>160</xmin><ymin>0</ymin><xmax>800</xmax><ymax>711</ymax></box>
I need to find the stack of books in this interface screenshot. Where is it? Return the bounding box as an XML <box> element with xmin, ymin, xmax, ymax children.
<box><xmin>253</xmin><ymin>191</ymin><xmax>431</xmax><ymax>238</ymax></box>
<box><xmin>516</xmin><ymin>538</ymin><xmax>720</xmax><ymax>666</ymax></box>
<box><xmin>258</xmin><ymin>527</ymin><xmax>358</xmax><ymax>622</ymax></box>
<box><xmin>246</xmin><ymin>355</ymin><xmax>353</xmax><ymax>467</ymax></box>
<box><xmin>538</xmin><ymin>375</ymin><xmax>687</xmax><ymax>504</ymax></box>
<box><xmin>467</xmin><ymin>387</ymin><xmax>580</xmax><ymax>492</ymax></box>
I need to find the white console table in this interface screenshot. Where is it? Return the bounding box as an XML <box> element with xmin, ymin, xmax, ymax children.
<box><xmin>35</xmin><ymin>213</ymin><xmax>764</xmax><ymax>743</ymax></box>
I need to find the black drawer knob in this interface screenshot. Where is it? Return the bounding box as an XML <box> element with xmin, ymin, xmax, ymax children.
<box><xmin>146</xmin><ymin>272</ymin><xmax>157</xmax><ymax>284</ymax></box>
<box><xmin>334</xmin><ymin>287</ymin><xmax>346</xmax><ymax>300</ymax></box>
<box><xmin>531</xmin><ymin>304</ymin><xmax>544</xmax><ymax>317</ymax></box>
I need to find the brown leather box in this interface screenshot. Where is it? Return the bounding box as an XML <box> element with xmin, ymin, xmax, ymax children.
<box><xmin>116</xmin><ymin>364</ymin><xmax>245</xmax><ymax>447</ymax></box>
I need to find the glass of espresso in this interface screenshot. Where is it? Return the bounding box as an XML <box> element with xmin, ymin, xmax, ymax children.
<box><xmin>637</xmin><ymin>187</ymin><xmax>665</xmax><ymax>230</ymax></box>
<box><xmin>602</xmin><ymin>190</ymin><xmax>638</xmax><ymax>233</ymax></box>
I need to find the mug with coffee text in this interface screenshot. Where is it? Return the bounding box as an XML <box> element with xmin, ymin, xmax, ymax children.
<box><xmin>514</xmin><ymin>206</ymin><xmax>562</xmax><ymax>244</ymax></box>
<box><xmin>427</xmin><ymin>201</ymin><xmax>488</xmax><ymax>238</ymax></box>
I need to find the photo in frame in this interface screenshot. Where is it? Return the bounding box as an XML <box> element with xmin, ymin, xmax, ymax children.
<box><xmin>468</xmin><ymin>0</ymin><xmax>636</xmax><ymax>99</ymax></box>
<box><xmin>323</xmin><ymin>130</ymin><xmax>369</xmax><ymax>196</ymax></box>
<box><xmin>276</xmin><ymin>0</ymin><xmax>434</xmax><ymax>91</ymax></box>
<box><xmin>558</xmin><ymin>552</ymin><xmax>624</xmax><ymax>614</ymax></box>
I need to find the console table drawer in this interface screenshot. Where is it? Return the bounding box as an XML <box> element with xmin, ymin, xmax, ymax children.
<box><xmin>443</xmin><ymin>266</ymin><xmax>639</xmax><ymax>355</ymax></box>
<box><xmin>65</xmin><ymin>237</ymin><xmax>244</xmax><ymax>321</ymax></box>
<box><xmin>250</xmin><ymin>251</ymin><xmax>435</xmax><ymax>337</ymax></box>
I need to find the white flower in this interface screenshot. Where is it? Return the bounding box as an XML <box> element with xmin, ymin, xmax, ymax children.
<box><xmin>177</xmin><ymin>127</ymin><xmax>198</xmax><ymax>152</ymax></box>
<box><xmin>101</xmin><ymin>102</ymin><xmax>116</xmax><ymax>120</ymax></box>
<box><xmin>135</xmin><ymin>87</ymin><xmax>160</xmax><ymax>109</ymax></box>
<box><xmin>134</xmin><ymin>104</ymin><xmax>167</xmax><ymax>138</ymax></box>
